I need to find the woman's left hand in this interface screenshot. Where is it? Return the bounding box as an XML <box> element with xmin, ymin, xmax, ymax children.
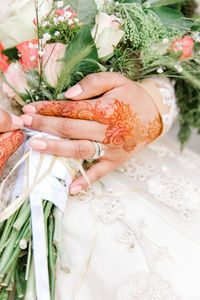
<box><xmin>21</xmin><ymin>72</ymin><xmax>162</xmax><ymax>194</ymax></box>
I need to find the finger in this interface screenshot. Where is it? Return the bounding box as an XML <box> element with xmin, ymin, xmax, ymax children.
<box><xmin>0</xmin><ymin>131</ymin><xmax>24</xmax><ymax>168</ymax></box>
<box><xmin>0</xmin><ymin>109</ymin><xmax>23</xmax><ymax>132</ymax></box>
<box><xmin>21</xmin><ymin>114</ymin><xmax>106</xmax><ymax>141</ymax></box>
<box><xmin>69</xmin><ymin>159</ymin><xmax>116</xmax><ymax>194</ymax></box>
<box><xmin>29</xmin><ymin>138</ymin><xmax>109</xmax><ymax>160</ymax></box>
<box><xmin>64</xmin><ymin>72</ymin><xmax>126</xmax><ymax>100</ymax></box>
<box><xmin>22</xmin><ymin>99</ymin><xmax>113</xmax><ymax>125</ymax></box>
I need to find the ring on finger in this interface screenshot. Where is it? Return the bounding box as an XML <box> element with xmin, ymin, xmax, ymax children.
<box><xmin>86</xmin><ymin>141</ymin><xmax>105</xmax><ymax>162</ymax></box>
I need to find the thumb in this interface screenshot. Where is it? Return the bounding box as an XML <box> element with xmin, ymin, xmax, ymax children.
<box><xmin>0</xmin><ymin>109</ymin><xmax>23</xmax><ymax>132</ymax></box>
<box><xmin>64</xmin><ymin>72</ymin><xmax>126</xmax><ymax>100</ymax></box>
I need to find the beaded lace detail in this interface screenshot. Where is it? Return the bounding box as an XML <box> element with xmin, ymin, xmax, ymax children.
<box><xmin>115</xmin><ymin>272</ymin><xmax>180</xmax><ymax>300</ymax></box>
<box><xmin>147</xmin><ymin>175</ymin><xmax>200</xmax><ymax>218</ymax></box>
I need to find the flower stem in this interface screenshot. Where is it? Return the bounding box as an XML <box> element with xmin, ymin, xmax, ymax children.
<box><xmin>53</xmin><ymin>208</ymin><xmax>70</xmax><ymax>273</ymax></box>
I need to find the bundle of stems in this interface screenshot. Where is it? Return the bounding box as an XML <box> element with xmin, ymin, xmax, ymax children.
<box><xmin>0</xmin><ymin>198</ymin><xmax>69</xmax><ymax>300</ymax></box>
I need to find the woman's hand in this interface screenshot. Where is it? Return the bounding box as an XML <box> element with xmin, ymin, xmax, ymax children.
<box><xmin>0</xmin><ymin>108</ymin><xmax>24</xmax><ymax>177</ymax></box>
<box><xmin>21</xmin><ymin>72</ymin><xmax>162</xmax><ymax>194</ymax></box>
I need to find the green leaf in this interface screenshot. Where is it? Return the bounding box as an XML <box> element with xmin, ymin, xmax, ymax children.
<box><xmin>115</xmin><ymin>0</ymin><xmax>142</xmax><ymax>3</ymax></box>
<box><xmin>56</xmin><ymin>25</ymin><xmax>98</xmax><ymax>94</ymax></box>
<box><xmin>143</xmin><ymin>0</ymin><xmax>185</xmax><ymax>8</ymax></box>
<box><xmin>2</xmin><ymin>47</ymin><xmax>18</xmax><ymax>60</ymax></box>
<box><xmin>66</xmin><ymin>0</ymin><xmax>97</xmax><ymax>24</ymax></box>
<box><xmin>151</xmin><ymin>7</ymin><xmax>194</xmax><ymax>31</ymax></box>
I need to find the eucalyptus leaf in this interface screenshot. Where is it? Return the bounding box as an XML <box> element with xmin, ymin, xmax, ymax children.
<box><xmin>143</xmin><ymin>0</ymin><xmax>185</xmax><ymax>8</ymax></box>
<box><xmin>151</xmin><ymin>7</ymin><xmax>194</xmax><ymax>31</ymax></box>
<box><xmin>66</xmin><ymin>0</ymin><xmax>97</xmax><ymax>24</ymax></box>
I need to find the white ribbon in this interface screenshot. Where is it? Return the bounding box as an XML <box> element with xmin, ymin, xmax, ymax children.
<box><xmin>13</xmin><ymin>131</ymin><xmax>76</xmax><ymax>300</ymax></box>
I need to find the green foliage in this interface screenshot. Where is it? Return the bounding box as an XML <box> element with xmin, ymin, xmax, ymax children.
<box><xmin>65</xmin><ymin>0</ymin><xmax>97</xmax><ymax>24</ymax></box>
<box><xmin>143</xmin><ymin>0</ymin><xmax>185</xmax><ymax>8</ymax></box>
<box><xmin>56</xmin><ymin>25</ymin><xmax>98</xmax><ymax>95</ymax></box>
<box><xmin>152</xmin><ymin>7</ymin><xmax>195</xmax><ymax>31</ymax></box>
<box><xmin>2</xmin><ymin>47</ymin><xmax>18</xmax><ymax>61</ymax></box>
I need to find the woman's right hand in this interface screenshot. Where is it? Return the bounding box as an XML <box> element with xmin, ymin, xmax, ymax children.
<box><xmin>0</xmin><ymin>108</ymin><xmax>24</xmax><ymax>177</ymax></box>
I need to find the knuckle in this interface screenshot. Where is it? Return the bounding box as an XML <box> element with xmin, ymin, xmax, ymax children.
<box><xmin>75</xmin><ymin>142</ymin><xmax>91</xmax><ymax>158</ymax></box>
<box><xmin>57</xmin><ymin>119</ymin><xmax>73</xmax><ymax>136</ymax></box>
<box><xmin>93</xmin><ymin>168</ymin><xmax>105</xmax><ymax>181</ymax></box>
<box><xmin>86</xmin><ymin>74</ymin><xmax>99</xmax><ymax>87</ymax></box>
<box><xmin>36</xmin><ymin>115</ymin><xmax>45</xmax><ymax>129</ymax></box>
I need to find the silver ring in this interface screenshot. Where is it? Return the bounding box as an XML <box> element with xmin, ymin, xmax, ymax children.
<box><xmin>86</xmin><ymin>142</ymin><xmax>105</xmax><ymax>162</ymax></box>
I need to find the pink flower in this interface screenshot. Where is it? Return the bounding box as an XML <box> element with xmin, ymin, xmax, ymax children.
<box><xmin>16</xmin><ymin>39</ymin><xmax>39</xmax><ymax>71</ymax></box>
<box><xmin>170</xmin><ymin>35</ymin><xmax>195</xmax><ymax>59</ymax></box>
<box><xmin>2</xmin><ymin>62</ymin><xmax>29</xmax><ymax>98</ymax></box>
<box><xmin>54</xmin><ymin>9</ymin><xmax>65</xmax><ymax>16</ymax></box>
<box><xmin>0</xmin><ymin>42</ymin><xmax>9</xmax><ymax>72</ymax></box>
<box><xmin>67</xmin><ymin>8</ymin><xmax>77</xmax><ymax>17</ymax></box>
<box><xmin>42</xmin><ymin>43</ymin><xmax>66</xmax><ymax>88</ymax></box>
<box><xmin>33</xmin><ymin>18</ymin><xmax>37</xmax><ymax>26</ymax></box>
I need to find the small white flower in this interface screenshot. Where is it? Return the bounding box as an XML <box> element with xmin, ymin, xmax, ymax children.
<box><xmin>74</xmin><ymin>18</ymin><xmax>79</xmax><ymax>23</ymax></box>
<box><xmin>162</xmin><ymin>38</ymin><xmax>169</xmax><ymax>45</ymax></box>
<box><xmin>18</xmin><ymin>53</ymin><xmax>22</xmax><ymax>58</ymax></box>
<box><xmin>30</xmin><ymin>55</ymin><xmax>36</xmax><ymax>61</ymax></box>
<box><xmin>175</xmin><ymin>42</ymin><xmax>183</xmax><ymax>50</ymax></box>
<box><xmin>53</xmin><ymin>17</ymin><xmax>59</xmax><ymax>25</ymax></box>
<box><xmin>157</xmin><ymin>67</ymin><xmax>164</xmax><ymax>74</ymax></box>
<box><xmin>56</xmin><ymin>1</ymin><xmax>64</xmax><ymax>8</ymax></box>
<box><xmin>68</xmin><ymin>19</ymin><xmax>73</xmax><ymax>25</ymax></box>
<box><xmin>175</xmin><ymin>64</ymin><xmax>183</xmax><ymax>73</ymax></box>
<box><xmin>58</xmin><ymin>16</ymin><xmax>65</xmax><ymax>22</ymax></box>
<box><xmin>42</xmin><ymin>33</ymin><xmax>51</xmax><ymax>43</ymax></box>
<box><xmin>28</xmin><ymin>42</ymin><xmax>34</xmax><ymax>48</ymax></box>
<box><xmin>65</xmin><ymin>11</ymin><xmax>72</xmax><ymax>19</ymax></box>
<box><xmin>38</xmin><ymin>49</ymin><xmax>46</xmax><ymax>57</ymax></box>
<box><xmin>54</xmin><ymin>31</ymin><xmax>60</xmax><ymax>36</ymax></box>
<box><xmin>42</xmin><ymin>21</ymin><xmax>50</xmax><ymax>27</ymax></box>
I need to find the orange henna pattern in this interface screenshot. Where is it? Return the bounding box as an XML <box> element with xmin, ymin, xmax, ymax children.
<box><xmin>37</xmin><ymin>100</ymin><xmax>162</xmax><ymax>152</ymax></box>
<box><xmin>0</xmin><ymin>131</ymin><xmax>24</xmax><ymax>168</ymax></box>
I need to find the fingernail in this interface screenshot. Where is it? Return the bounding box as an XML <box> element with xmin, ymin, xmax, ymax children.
<box><xmin>65</xmin><ymin>84</ymin><xmax>83</xmax><ymax>98</ymax></box>
<box><xmin>11</xmin><ymin>114</ymin><xmax>23</xmax><ymax>127</ymax></box>
<box><xmin>30</xmin><ymin>139</ymin><xmax>47</xmax><ymax>150</ymax></box>
<box><xmin>23</xmin><ymin>105</ymin><xmax>36</xmax><ymax>114</ymax></box>
<box><xmin>70</xmin><ymin>185</ymin><xmax>82</xmax><ymax>195</ymax></box>
<box><xmin>21</xmin><ymin>115</ymin><xmax>33</xmax><ymax>126</ymax></box>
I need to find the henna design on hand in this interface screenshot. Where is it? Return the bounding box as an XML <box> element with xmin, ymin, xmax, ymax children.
<box><xmin>0</xmin><ymin>131</ymin><xmax>24</xmax><ymax>168</ymax></box>
<box><xmin>35</xmin><ymin>99</ymin><xmax>162</xmax><ymax>152</ymax></box>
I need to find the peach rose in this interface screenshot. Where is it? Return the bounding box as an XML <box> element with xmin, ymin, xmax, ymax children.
<box><xmin>42</xmin><ymin>43</ymin><xmax>67</xmax><ymax>88</ymax></box>
<box><xmin>2</xmin><ymin>62</ymin><xmax>29</xmax><ymax>98</ymax></box>
<box><xmin>91</xmin><ymin>13</ymin><xmax>124</xmax><ymax>60</ymax></box>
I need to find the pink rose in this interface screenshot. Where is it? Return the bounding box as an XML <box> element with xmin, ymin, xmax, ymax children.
<box><xmin>42</xmin><ymin>43</ymin><xmax>66</xmax><ymax>88</ymax></box>
<box><xmin>91</xmin><ymin>13</ymin><xmax>124</xmax><ymax>59</ymax></box>
<box><xmin>2</xmin><ymin>62</ymin><xmax>29</xmax><ymax>98</ymax></box>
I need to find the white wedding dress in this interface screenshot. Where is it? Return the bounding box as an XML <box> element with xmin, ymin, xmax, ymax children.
<box><xmin>1</xmin><ymin>1</ymin><xmax>200</xmax><ymax>300</ymax></box>
<box><xmin>55</xmin><ymin>135</ymin><xmax>200</xmax><ymax>300</ymax></box>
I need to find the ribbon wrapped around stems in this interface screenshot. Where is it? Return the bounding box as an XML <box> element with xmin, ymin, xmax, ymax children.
<box><xmin>10</xmin><ymin>130</ymin><xmax>79</xmax><ymax>300</ymax></box>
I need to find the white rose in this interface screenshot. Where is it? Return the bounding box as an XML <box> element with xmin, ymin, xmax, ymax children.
<box><xmin>92</xmin><ymin>12</ymin><xmax>124</xmax><ymax>60</ymax></box>
<box><xmin>0</xmin><ymin>0</ymin><xmax>51</xmax><ymax>49</ymax></box>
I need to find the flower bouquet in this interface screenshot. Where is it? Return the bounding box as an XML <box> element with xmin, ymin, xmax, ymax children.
<box><xmin>0</xmin><ymin>0</ymin><xmax>200</xmax><ymax>299</ymax></box>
